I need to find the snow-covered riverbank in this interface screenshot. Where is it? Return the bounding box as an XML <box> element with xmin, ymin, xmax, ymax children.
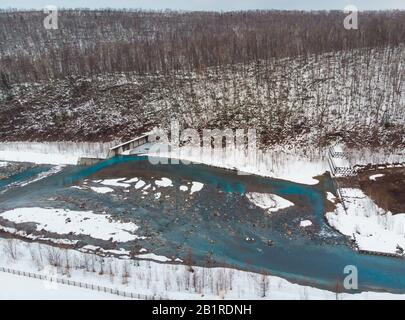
<box><xmin>146</xmin><ymin>145</ymin><xmax>329</xmax><ymax>185</ymax></box>
<box><xmin>0</xmin><ymin>142</ymin><xmax>115</xmax><ymax>165</ymax></box>
<box><xmin>326</xmin><ymin>188</ymin><xmax>405</xmax><ymax>255</ymax></box>
<box><xmin>0</xmin><ymin>237</ymin><xmax>404</xmax><ymax>300</ymax></box>
<box><xmin>0</xmin><ymin>142</ymin><xmax>329</xmax><ymax>184</ymax></box>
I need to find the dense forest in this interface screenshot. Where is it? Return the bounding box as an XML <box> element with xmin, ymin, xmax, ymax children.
<box><xmin>0</xmin><ymin>9</ymin><xmax>404</xmax><ymax>84</ymax></box>
<box><xmin>0</xmin><ymin>10</ymin><xmax>404</xmax><ymax>148</ymax></box>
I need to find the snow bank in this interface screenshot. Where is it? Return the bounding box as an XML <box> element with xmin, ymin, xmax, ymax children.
<box><xmin>147</xmin><ymin>145</ymin><xmax>328</xmax><ymax>185</ymax></box>
<box><xmin>246</xmin><ymin>192</ymin><xmax>294</xmax><ymax>213</ymax></box>
<box><xmin>0</xmin><ymin>142</ymin><xmax>115</xmax><ymax>165</ymax></box>
<box><xmin>135</xmin><ymin>253</ymin><xmax>172</xmax><ymax>262</ymax></box>
<box><xmin>326</xmin><ymin>189</ymin><xmax>405</xmax><ymax>255</ymax></box>
<box><xmin>0</xmin><ymin>208</ymin><xmax>141</xmax><ymax>242</ymax></box>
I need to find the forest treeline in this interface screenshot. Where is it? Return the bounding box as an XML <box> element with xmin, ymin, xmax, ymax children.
<box><xmin>0</xmin><ymin>9</ymin><xmax>405</xmax><ymax>85</ymax></box>
<box><xmin>0</xmin><ymin>46</ymin><xmax>403</xmax><ymax>147</ymax></box>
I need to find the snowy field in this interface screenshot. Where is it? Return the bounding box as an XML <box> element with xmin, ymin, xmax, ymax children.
<box><xmin>0</xmin><ymin>142</ymin><xmax>115</xmax><ymax>165</ymax></box>
<box><xmin>0</xmin><ymin>272</ymin><xmax>125</xmax><ymax>300</ymax></box>
<box><xmin>326</xmin><ymin>188</ymin><xmax>405</xmax><ymax>255</ymax></box>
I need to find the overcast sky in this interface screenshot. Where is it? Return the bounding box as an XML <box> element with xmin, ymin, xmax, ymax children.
<box><xmin>2</xmin><ymin>0</ymin><xmax>405</xmax><ymax>11</ymax></box>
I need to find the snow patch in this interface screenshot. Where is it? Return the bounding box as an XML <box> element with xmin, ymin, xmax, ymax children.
<box><xmin>155</xmin><ymin>178</ymin><xmax>173</xmax><ymax>187</ymax></box>
<box><xmin>369</xmin><ymin>174</ymin><xmax>385</xmax><ymax>181</ymax></box>
<box><xmin>0</xmin><ymin>208</ymin><xmax>141</xmax><ymax>242</ymax></box>
<box><xmin>246</xmin><ymin>192</ymin><xmax>294</xmax><ymax>213</ymax></box>
<box><xmin>300</xmin><ymin>220</ymin><xmax>313</xmax><ymax>228</ymax></box>
<box><xmin>190</xmin><ymin>182</ymin><xmax>204</xmax><ymax>194</ymax></box>
<box><xmin>326</xmin><ymin>192</ymin><xmax>337</xmax><ymax>203</ymax></box>
<box><xmin>90</xmin><ymin>186</ymin><xmax>114</xmax><ymax>194</ymax></box>
<box><xmin>134</xmin><ymin>180</ymin><xmax>146</xmax><ymax>189</ymax></box>
<box><xmin>100</xmin><ymin>179</ymin><xmax>130</xmax><ymax>188</ymax></box>
<box><xmin>136</xmin><ymin>253</ymin><xmax>172</xmax><ymax>263</ymax></box>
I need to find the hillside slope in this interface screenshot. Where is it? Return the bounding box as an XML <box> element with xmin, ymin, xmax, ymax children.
<box><xmin>0</xmin><ymin>46</ymin><xmax>403</xmax><ymax>148</ymax></box>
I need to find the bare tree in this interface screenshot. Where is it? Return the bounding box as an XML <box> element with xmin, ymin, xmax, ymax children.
<box><xmin>3</xmin><ymin>239</ymin><xmax>18</xmax><ymax>261</ymax></box>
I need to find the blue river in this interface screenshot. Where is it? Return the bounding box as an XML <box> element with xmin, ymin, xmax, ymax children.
<box><xmin>1</xmin><ymin>155</ymin><xmax>405</xmax><ymax>294</ymax></box>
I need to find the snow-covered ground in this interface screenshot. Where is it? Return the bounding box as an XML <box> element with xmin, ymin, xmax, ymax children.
<box><xmin>0</xmin><ymin>272</ymin><xmax>124</xmax><ymax>300</ymax></box>
<box><xmin>0</xmin><ymin>207</ymin><xmax>142</xmax><ymax>242</ymax></box>
<box><xmin>146</xmin><ymin>145</ymin><xmax>328</xmax><ymax>185</ymax></box>
<box><xmin>347</xmin><ymin>148</ymin><xmax>405</xmax><ymax>168</ymax></box>
<box><xmin>246</xmin><ymin>192</ymin><xmax>294</xmax><ymax>213</ymax></box>
<box><xmin>326</xmin><ymin>188</ymin><xmax>405</xmax><ymax>255</ymax></box>
<box><xmin>0</xmin><ymin>142</ymin><xmax>115</xmax><ymax>165</ymax></box>
<box><xmin>135</xmin><ymin>253</ymin><xmax>173</xmax><ymax>263</ymax></box>
<box><xmin>1</xmin><ymin>142</ymin><xmax>403</xmax><ymax>186</ymax></box>
<box><xmin>0</xmin><ymin>237</ymin><xmax>404</xmax><ymax>300</ymax></box>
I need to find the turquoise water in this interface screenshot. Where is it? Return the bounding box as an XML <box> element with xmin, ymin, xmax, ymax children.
<box><xmin>0</xmin><ymin>165</ymin><xmax>52</xmax><ymax>191</ymax></box>
<box><xmin>1</xmin><ymin>156</ymin><xmax>405</xmax><ymax>294</ymax></box>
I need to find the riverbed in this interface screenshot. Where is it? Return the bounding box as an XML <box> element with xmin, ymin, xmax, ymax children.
<box><xmin>1</xmin><ymin>155</ymin><xmax>405</xmax><ymax>294</ymax></box>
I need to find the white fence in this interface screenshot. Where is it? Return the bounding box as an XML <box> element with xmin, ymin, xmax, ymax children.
<box><xmin>0</xmin><ymin>266</ymin><xmax>163</xmax><ymax>300</ymax></box>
